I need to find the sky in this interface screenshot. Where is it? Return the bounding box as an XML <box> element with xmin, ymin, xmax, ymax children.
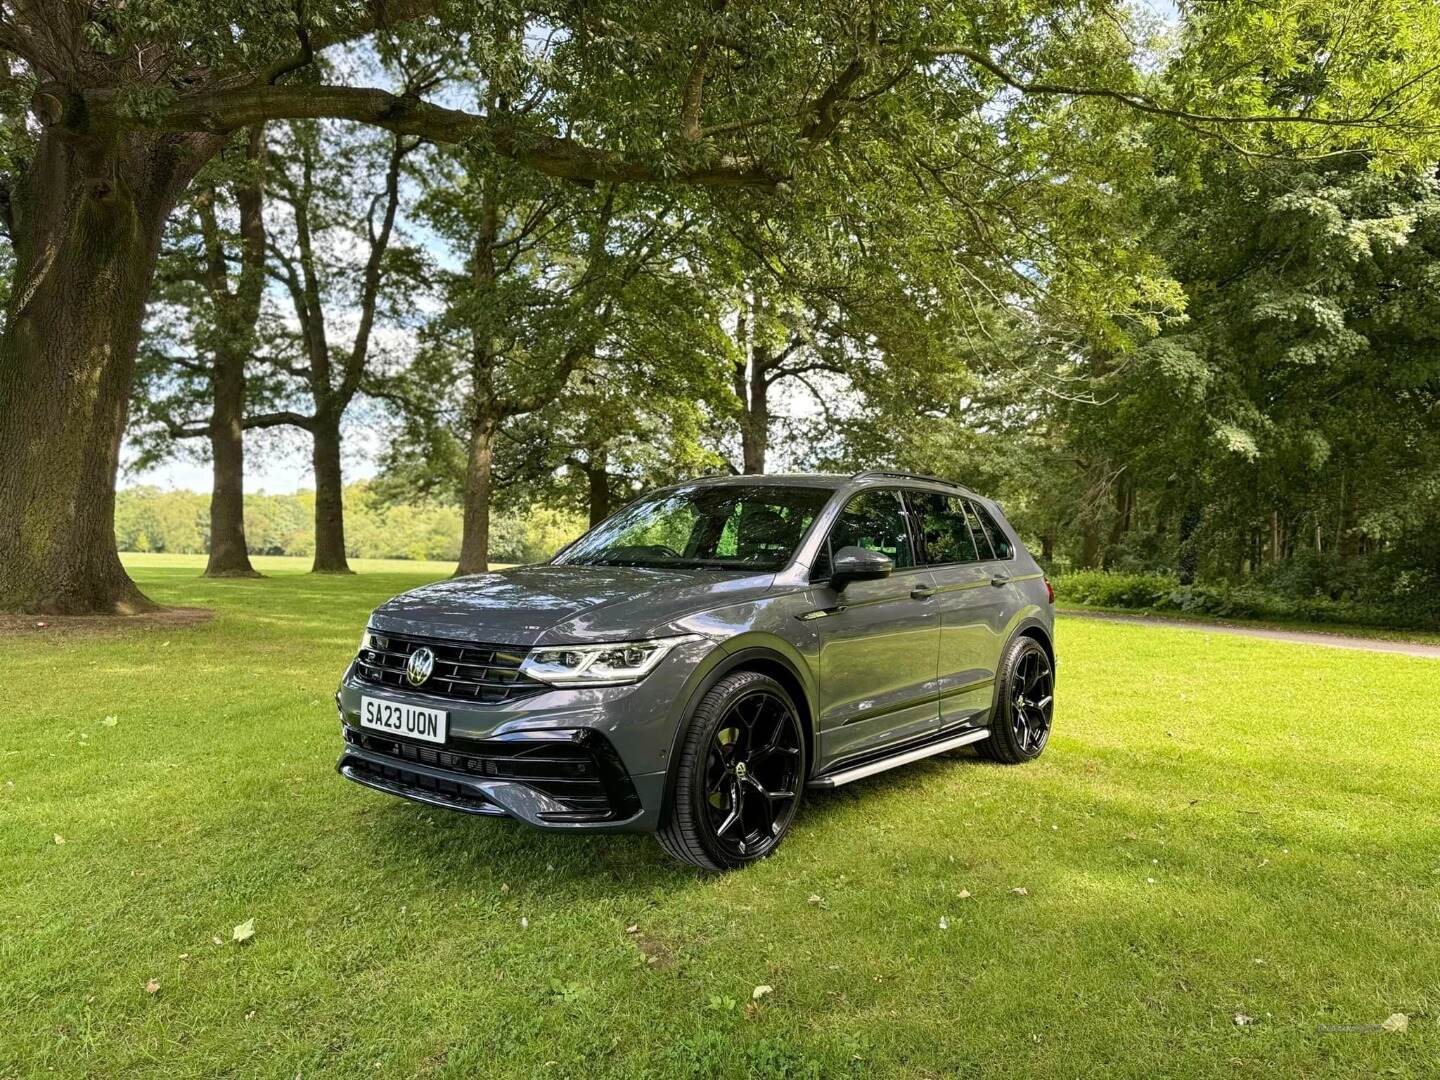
<box><xmin>125</xmin><ymin>0</ymin><xmax>1184</xmax><ymax>496</ymax></box>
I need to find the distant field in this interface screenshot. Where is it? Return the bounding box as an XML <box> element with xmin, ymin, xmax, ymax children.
<box><xmin>4</xmin><ymin>556</ymin><xmax>1438</xmax><ymax>1078</ymax></box>
<box><xmin>119</xmin><ymin>551</ymin><xmax>478</xmax><ymax>578</ymax></box>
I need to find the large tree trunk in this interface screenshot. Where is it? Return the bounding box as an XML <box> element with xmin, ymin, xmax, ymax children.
<box><xmin>584</xmin><ymin>453</ymin><xmax>611</xmax><ymax>526</ymax></box>
<box><xmin>311</xmin><ymin>413</ymin><xmax>351</xmax><ymax>573</ymax></box>
<box><xmin>204</xmin><ymin>348</ymin><xmax>259</xmax><ymax>577</ymax></box>
<box><xmin>456</xmin><ymin>418</ymin><xmax>496</xmax><ymax>575</ymax></box>
<box><xmin>0</xmin><ymin>128</ymin><xmax>208</xmax><ymax>613</ymax></box>
<box><xmin>202</xmin><ymin>128</ymin><xmax>266</xmax><ymax>578</ymax></box>
<box><xmin>1177</xmin><ymin>504</ymin><xmax>1202</xmax><ymax>585</ymax></box>
<box><xmin>741</xmin><ymin>351</ymin><xmax>769</xmax><ymax>474</ymax></box>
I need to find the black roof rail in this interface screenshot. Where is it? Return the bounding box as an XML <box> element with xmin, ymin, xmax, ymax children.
<box><xmin>849</xmin><ymin>469</ymin><xmax>960</xmax><ymax>488</ymax></box>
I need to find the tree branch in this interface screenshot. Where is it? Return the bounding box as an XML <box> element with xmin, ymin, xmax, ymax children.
<box><xmin>241</xmin><ymin>409</ymin><xmax>314</xmax><ymax>431</ymax></box>
<box><xmin>259</xmin><ymin>0</ymin><xmax>441</xmax><ymax>84</ymax></box>
<box><xmin>338</xmin><ymin>133</ymin><xmax>411</xmax><ymax>406</ymax></box>
<box><xmin>919</xmin><ymin>44</ymin><xmax>1434</xmax><ymax>130</ymax></box>
<box><xmin>123</xmin><ymin>85</ymin><xmax>780</xmax><ymax>189</ymax></box>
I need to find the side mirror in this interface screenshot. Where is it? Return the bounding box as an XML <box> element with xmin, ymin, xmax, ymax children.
<box><xmin>830</xmin><ymin>545</ymin><xmax>894</xmax><ymax>589</ymax></box>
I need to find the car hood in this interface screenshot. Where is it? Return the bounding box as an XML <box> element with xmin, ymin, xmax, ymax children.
<box><xmin>368</xmin><ymin>563</ymin><xmax>775</xmax><ymax>645</ymax></box>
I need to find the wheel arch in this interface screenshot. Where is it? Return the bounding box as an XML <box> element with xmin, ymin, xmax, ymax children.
<box><xmin>658</xmin><ymin>642</ymin><xmax>816</xmax><ymax>821</ymax></box>
<box><xmin>1014</xmin><ymin>617</ymin><xmax>1055</xmax><ymax>671</ymax></box>
<box><xmin>986</xmin><ymin>616</ymin><xmax>1055</xmax><ymax>717</ymax></box>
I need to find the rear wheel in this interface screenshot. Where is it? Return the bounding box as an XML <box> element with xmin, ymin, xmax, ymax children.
<box><xmin>657</xmin><ymin>671</ymin><xmax>806</xmax><ymax>870</ymax></box>
<box><xmin>978</xmin><ymin>636</ymin><xmax>1054</xmax><ymax>764</ymax></box>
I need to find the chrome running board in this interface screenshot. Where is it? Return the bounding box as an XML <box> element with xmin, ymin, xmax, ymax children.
<box><xmin>808</xmin><ymin>728</ymin><xmax>990</xmax><ymax>789</ymax></box>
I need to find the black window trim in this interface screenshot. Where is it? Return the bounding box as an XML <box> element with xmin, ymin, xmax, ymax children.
<box><xmin>903</xmin><ymin>488</ymin><xmax>992</xmax><ymax>569</ymax></box>
<box><xmin>967</xmin><ymin>498</ymin><xmax>1016</xmax><ymax>563</ymax></box>
<box><xmin>809</xmin><ymin>486</ymin><xmax>922</xmax><ymax>583</ymax></box>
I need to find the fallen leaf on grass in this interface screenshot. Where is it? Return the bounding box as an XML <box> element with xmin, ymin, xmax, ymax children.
<box><xmin>100</xmin><ymin>716</ymin><xmax>118</xmax><ymax>727</ymax></box>
<box><xmin>752</xmin><ymin>985</ymin><xmax>774</xmax><ymax>1001</ymax></box>
<box><xmin>957</xmin><ymin>889</ymin><xmax>971</xmax><ymax>899</ymax></box>
<box><xmin>53</xmin><ymin>834</ymin><xmax>66</xmax><ymax>845</ymax></box>
<box><xmin>1009</xmin><ymin>887</ymin><xmax>1028</xmax><ymax>896</ymax></box>
<box><xmin>1233</xmin><ymin>1013</ymin><xmax>1253</xmax><ymax>1027</ymax></box>
<box><xmin>624</xmin><ymin>924</ymin><xmax>639</xmax><ymax>935</ymax></box>
<box><xmin>145</xmin><ymin>979</ymin><xmax>161</xmax><ymax>995</ymax></box>
<box><xmin>233</xmin><ymin>918</ymin><xmax>255</xmax><ymax>944</ymax></box>
<box><xmin>1382</xmin><ymin>1013</ymin><xmax>1408</xmax><ymax>1033</ymax></box>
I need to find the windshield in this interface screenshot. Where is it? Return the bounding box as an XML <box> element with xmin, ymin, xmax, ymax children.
<box><xmin>556</xmin><ymin>484</ymin><xmax>834</xmax><ymax>571</ymax></box>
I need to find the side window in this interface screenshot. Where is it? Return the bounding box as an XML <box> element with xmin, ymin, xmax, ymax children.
<box><xmin>819</xmin><ymin>489</ymin><xmax>915</xmax><ymax>575</ymax></box>
<box><xmin>968</xmin><ymin>500</ymin><xmax>1013</xmax><ymax>560</ymax></box>
<box><xmin>909</xmin><ymin>492</ymin><xmax>981</xmax><ymax>566</ymax></box>
<box><xmin>961</xmin><ymin>500</ymin><xmax>995</xmax><ymax>560</ymax></box>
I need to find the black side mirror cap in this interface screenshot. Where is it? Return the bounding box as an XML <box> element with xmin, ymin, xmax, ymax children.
<box><xmin>830</xmin><ymin>545</ymin><xmax>894</xmax><ymax>589</ymax></box>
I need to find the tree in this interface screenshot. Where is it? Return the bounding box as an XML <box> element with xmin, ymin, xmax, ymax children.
<box><xmin>132</xmin><ymin>126</ymin><xmax>273</xmax><ymax>577</ymax></box>
<box><xmin>3</xmin><ymin>0</ymin><xmax>1437</xmax><ymax>611</ymax></box>
<box><xmin>255</xmin><ymin>119</ymin><xmax>419</xmax><ymax>573</ymax></box>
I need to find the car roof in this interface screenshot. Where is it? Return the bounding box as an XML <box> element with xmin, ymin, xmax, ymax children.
<box><xmin>659</xmin><ymin>471</ymin><xmax>984</xmax><ymax>501</ymax></box>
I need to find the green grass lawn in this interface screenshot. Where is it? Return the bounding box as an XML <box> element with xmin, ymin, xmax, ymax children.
<box><xmin>4</xmin><ymin>557</ymin><xmax>1438</xmax><ymax>1078</ymax></box>
<box><xmin>1056</xmin><ymin>600</ymin><xmax>1440</xmax><ymax>647</ymax></box>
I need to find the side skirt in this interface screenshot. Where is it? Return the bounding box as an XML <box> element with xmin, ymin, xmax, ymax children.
<box><xmin>807</xmin><ymin>728</ymin><xmax>990</xmax><ymax>789</ymax></box>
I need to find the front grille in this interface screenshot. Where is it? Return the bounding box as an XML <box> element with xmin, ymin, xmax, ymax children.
<box><xmin>345</xmin><ymin>727</ymin><xmax>642</xmax><ymax>822</ymax></box>
<box><xmin>354</xmin><ymin>630</ymin><xmax>546</xmax><ymax>705</ymax></box>
<box><xmin>343</xmin><ymin>756</ymin><xmax>502</xmax><ymax>815</ymax></box>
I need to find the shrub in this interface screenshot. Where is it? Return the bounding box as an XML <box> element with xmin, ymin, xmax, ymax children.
<box><xmin>1055</xmin><ymin>569</ymin><xmax>1439</xmax><ymax>630</ymax></box>
<box><xmin>1052</xmin><ymin>570</ymin><xmax>1178</xmax><ymax>609</ymax></box>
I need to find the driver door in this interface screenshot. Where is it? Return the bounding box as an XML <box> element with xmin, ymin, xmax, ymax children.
<box><xmin>808</xmin><ymin>489</ymin><xmax>941</xmax><ymax>764</ymax></box>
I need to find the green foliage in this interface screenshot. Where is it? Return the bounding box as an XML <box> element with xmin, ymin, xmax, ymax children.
<box><xmin>113</xmin><ymin>486</ymin><xmax>584</xmax><ymax>564</ymax></box>
<box><xmin>1056</xmin><ymin>566</ymin><xmax>1440</xmax><ymax>630</ymax></box>
<box><xmin>1053</xmin><ymin>571</ymin><xmax>1179</xmax><ymax>610</ymax></box>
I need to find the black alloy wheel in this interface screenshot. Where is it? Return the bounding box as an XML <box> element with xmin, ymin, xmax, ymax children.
<box><xmin>658</xmin><ymin>670</ymin><xmax>807</xmax><ymax>870</ymax></box>
<box><xmin>978</xmin><ymin>635</ymin><xmax>1055</xmax><ymax>764</ymax></box>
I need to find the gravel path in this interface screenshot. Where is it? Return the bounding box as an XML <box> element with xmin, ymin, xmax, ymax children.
<box><xmin>1065</xmin><ymin>609</ymin><xmax>1440</xmax><ymax>660</ymax></box>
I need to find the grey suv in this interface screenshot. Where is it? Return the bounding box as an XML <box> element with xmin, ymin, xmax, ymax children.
<box><xmin>336</xmin><ymin>471</ymin><xmax>1055</xmax><ymax>869</ymax></box>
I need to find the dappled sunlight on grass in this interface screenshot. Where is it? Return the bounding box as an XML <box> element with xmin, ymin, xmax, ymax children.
<box><xmin>3</xmin><ymin>559</ymin><xmax>1438</xmax><ymax>1077</ymax></box>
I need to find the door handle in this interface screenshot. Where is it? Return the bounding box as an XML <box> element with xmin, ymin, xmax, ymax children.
<box><xmin>910</xmin><ymin>584</ymin><xmax>935</xmax><ymax>600</ymax></box>
<box><xmin>989</xmin><ymin>573</ymin><xmax>1011</xmax><ymax>587</ymax></box>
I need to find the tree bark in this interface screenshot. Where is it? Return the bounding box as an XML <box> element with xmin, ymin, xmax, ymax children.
<box><xmin>741</xmin><ymin>357</ymin><xmax>770</xmax><ymax>474</ymax></box>
<box><xmin>735</xmin><ymin>292</ymin><xmax>769</xmax><ymax>474</ymax></box>
<box><xmin>310</xmin><ymin>413</ymin><xmax>351</xmax><ymax>573</ymax></box>
<box><xmin>1177</xmin><ymin>504</ymin><xmax>1201</xmax><ymax>585</ymax></box>
<box><xmin>0</xmin><ymin>127</ymin><xmax>210</xmax><ymax>613</ymax></box>
<box><xmin>457</xmin><ymin>418</ymin><xmax>496</xmax><ymax>575</ymax></box>
<box><xmin>204</xmin><ymin>352</ymin><xmax>258</xmax><ymax>577</ymax></box>
<box><xmin>585</xmin><ymin>454</ymin><xmax>611</xmax><ymax>526</ymax></box>
<box><xmin>202</xmin><ymin>133</ymin><xmax>266</xmax><ymax>578</ymax></box>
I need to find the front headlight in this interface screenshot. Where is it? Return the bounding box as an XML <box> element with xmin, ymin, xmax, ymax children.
<box><xmin>519</xmin><ymin>634</ymin><xmax>702</xmax><ymax>687</ymax></box>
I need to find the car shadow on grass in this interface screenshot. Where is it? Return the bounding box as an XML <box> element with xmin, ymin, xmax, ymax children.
<box><xmin>343</xmin><ymin>748</ymin><xmax>998</xmax><ymax>889</ymax></box>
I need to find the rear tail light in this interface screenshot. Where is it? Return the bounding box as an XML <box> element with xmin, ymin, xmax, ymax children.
<box><xmin>1044</xmin><ymin>577</ymin><xmax>1055</xmax><ymax>604</ymax></box>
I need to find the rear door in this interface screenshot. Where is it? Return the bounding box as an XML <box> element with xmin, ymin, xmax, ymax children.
<box><xmin>809</xmin><ymin>488</ymin><xmax>941</xmax><ymax>763</ymax></box>
<box><xmin>907</xmin><ymin>490</ymin><xmax>1016</xmax><ymax>727</ymax></box>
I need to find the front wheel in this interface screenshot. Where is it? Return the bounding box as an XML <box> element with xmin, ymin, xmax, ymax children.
<box><xmin>978</xmin><ymin>636</ymin><xmax>1054</xmax><ymax>764</ymax></box>
<box><xmin>657</xmin><ymin>671</ymin><xmax>807</xmax><ymax>870</ymax></box>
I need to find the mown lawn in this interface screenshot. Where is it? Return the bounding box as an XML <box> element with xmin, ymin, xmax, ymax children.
<box><xmin>4</xmin><ymin>557</ymin><xmax>1438</xmax><ymax>1078</ymax></box>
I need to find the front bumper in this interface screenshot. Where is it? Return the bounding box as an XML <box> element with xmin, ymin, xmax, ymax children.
<box><xmin>333</xmin><ymin>640</ymin><xmax>714</xmax><ymax>831</ymax></box>
<box><xmin>336</xmin><ymin>724</ymin><xmax>663</xmax><ymax>829</ymax></box>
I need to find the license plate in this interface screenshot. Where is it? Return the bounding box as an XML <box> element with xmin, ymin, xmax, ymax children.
<box><xmin>359</xmin><ymin>696</ymin><xmax>448</xmax><ymax>745</ymax></box>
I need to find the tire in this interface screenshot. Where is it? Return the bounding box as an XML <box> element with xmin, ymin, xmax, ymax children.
<box><xmin>656</xmin><ymin>670</ymin><xmax>807</xmax><ymax>870</ymax></box>
<box><xmin>977</xmin><ymin>635</ymin><xmax>1054</xmax><ymax>764</ymax></box>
